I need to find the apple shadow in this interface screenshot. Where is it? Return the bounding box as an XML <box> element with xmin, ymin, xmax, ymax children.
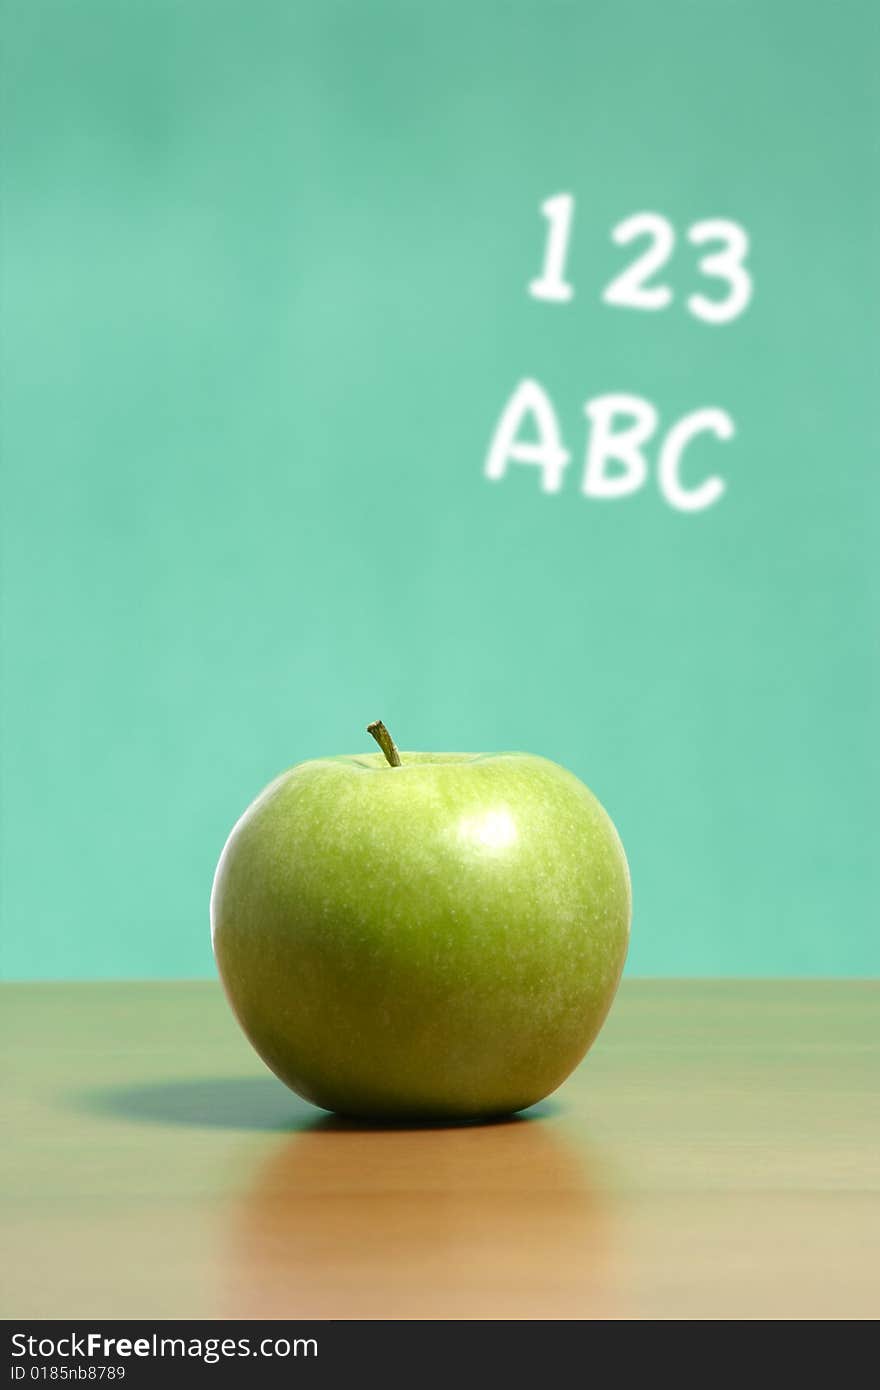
<box><xmin>79</xmin><ymin>1077</ymin><xmax>319</xmax><ymax>1133</ymax></box>
<box><xmin>78</xmin><ymin>1076</ymin><xmax>559</xmax><ymax>1134</ymax></box>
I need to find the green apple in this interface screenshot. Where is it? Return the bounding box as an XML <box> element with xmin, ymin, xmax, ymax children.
<box><xmin>211</xmin><ymin>722</ymin><xmax>631</xmax><ymax>1120</ymax></box>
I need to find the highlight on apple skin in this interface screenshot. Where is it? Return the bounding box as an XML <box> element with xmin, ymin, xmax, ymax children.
<box><xmin>210</xmin><ymin>722</ymin><xmax>631</xmax><ymax>1121</ymax></box>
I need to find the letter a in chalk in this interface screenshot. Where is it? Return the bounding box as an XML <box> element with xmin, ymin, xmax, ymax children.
<box><xmin>484</xmin><ymin>379</ymin><xmax>570</xmax><ymax>493</ymax></box>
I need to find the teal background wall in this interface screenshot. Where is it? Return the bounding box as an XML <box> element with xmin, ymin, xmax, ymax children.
<box><xmin>2</xmin><ymin>1</ymin><xmax>877</xmax><ymax>979</ymax></box>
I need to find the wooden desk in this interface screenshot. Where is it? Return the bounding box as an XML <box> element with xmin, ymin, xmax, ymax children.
<box><xmin>1</xmin><ymin>981</ymin><xmax>877</xmax><ymax>1320</ymax></box>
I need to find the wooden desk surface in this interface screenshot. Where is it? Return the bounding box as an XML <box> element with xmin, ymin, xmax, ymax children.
<box><xmin>1</xmin><ymin>980</ymin><xmax>877</xmax><ymax>1320</ymax></box>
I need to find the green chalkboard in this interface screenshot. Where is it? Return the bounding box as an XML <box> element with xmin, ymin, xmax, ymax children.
<box><xmin>1</xmin><ymin>0</ymin><xmax>877</xmax><ymax>978</ymax></box>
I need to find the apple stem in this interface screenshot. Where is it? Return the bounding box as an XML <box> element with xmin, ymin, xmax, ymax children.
<box><xmin>367</xmin><ymin>720</ymin><xmax>402</xmax><ymax>767</ymax></box>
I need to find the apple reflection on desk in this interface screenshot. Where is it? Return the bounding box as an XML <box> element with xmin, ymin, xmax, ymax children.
<box><xmin>221</xmin><ymin>1109</ymin><xmax>619</xmax><ymax>1321</ymax></box>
